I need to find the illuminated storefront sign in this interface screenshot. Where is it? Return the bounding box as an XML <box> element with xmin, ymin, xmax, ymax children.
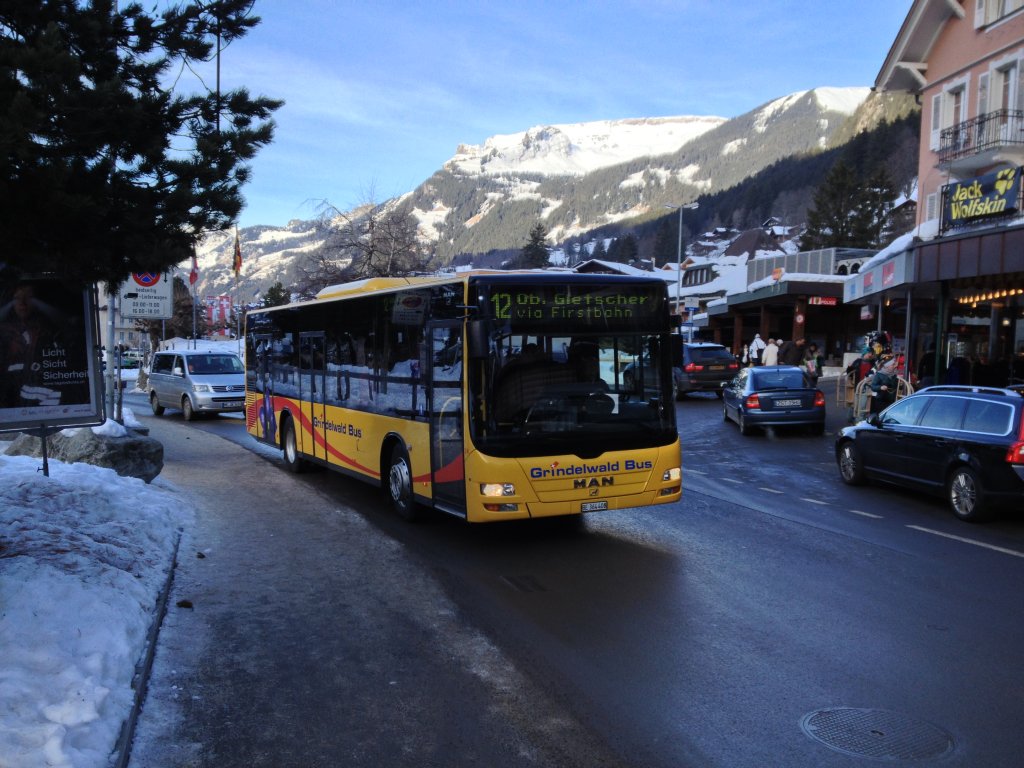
<box><xmin>942</xmin><ymin>167</ymin><xmax>1021</xmax><ymax>230</ymax></box>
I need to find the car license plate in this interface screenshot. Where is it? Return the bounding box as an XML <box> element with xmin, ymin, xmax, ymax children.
<box><xmin>709</xmin><ymin>365</ymin><xmax>724</xmax><ymax>370</ymax></box>
<box><xmin>581</xmin><ymin>500</ymin><xmax>608</xmax><ymax>512</ymax></box>
<box><xmin>776</xmin><ymin>398</ymin><xmax>801</xmax><ymax>407</ymax></box>
<box><xmin>225</xmin><ymin>400</ymin><xmax>243</xmax><ymax>407</ymax></box>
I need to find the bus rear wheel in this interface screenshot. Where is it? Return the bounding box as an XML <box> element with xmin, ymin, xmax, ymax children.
<box><xmin>387</xmin><ymin>444</ymin><xmax>420</xmax><ymax>521</ymax></box>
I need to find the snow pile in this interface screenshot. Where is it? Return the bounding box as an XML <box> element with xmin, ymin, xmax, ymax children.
<box><xmin>0</xmin><ymin>447</ymin><xmax>188</xmax><ymax>768</ymax></box>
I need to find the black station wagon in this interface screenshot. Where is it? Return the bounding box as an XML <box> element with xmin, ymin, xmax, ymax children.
<box><xmin>835</xmin><ymin>385</ymin><xmax>1024</xmax><ymax>522</ymax></box>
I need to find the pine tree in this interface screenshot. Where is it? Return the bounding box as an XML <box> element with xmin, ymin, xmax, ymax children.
<box><xmin>519</xmin><ymin>223</ymin><xmax>551</xmax><ymax>269</ymax></box>
<box><xmin>853</xmin><ymin>167</ymin><xmax>898</xmax><ymax>248</ymax></box>
<box><xmin>262</xmin><ymin>281</ymin><xmax>291</xmax><ymax>307</ymax></box>
<box><xmin>652</xmin><ymin>220</ymin><xmax>677</xmax><ymax>267</ymax></box>
<box><xmin>607</xmin><ymin>234</ymin><xmax>638</xmax><ymax>265</ymax></box>
<box><xmin>800</xmin><ymin>160</ymin><xmax>863</xmax><ymax>250</ymax></box>
<box><xmin>0</xmin><ymin>1</ymin><xmax>282</xmax><ymax>289</ymax></box>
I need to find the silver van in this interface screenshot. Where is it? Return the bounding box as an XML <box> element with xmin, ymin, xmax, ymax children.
<box><xmin>148</xmin><ymin>349</ymin><xmax>245</xmax><ymax>420</ymax></box>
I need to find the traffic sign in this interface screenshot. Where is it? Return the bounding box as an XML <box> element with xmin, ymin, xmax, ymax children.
<box><xmin>120</xmin><ymin>272</ymin><xmax>173</xmax><ymax>319</ymax></box>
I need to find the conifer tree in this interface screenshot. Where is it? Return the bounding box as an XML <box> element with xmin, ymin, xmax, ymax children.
<box><xmin>652</xmin><ymin>220</ymin><xmax>677</xmax><ymax>266</ymax></box>
<box><xmin>519</xmin><ymin>223</ymin><xmax>551</xmax><ymax>269</ymax></box>
<box><xmin>800</xmin><ymin>160</ymin><xmax>864</xmax><ymax>250</ymax></box>
<box><xmin>262</xmin><ymin>281</ymin><xmax>291</xmax><ymax>307</ymax></box>
<box><xmin>0</xmin><ymin>1</ymin><xmax>282</xmax><ymax>289</ymax></box>
<box><xmin>801</xmin><ymin>160</ymin><xmax>899</xmax><ymax>250</ymax></box>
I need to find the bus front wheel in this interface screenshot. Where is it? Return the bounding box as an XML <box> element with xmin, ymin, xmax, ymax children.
<box><xmin>387</xmin><ymin>444</ymin><xmax>420</xmax><ymax>521</ymax></box>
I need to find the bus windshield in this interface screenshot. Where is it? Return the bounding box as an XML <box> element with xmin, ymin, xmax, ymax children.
<box><xmin>467</xmin><ymin>277</ymin><xmax>677</xmax><ymax>458</ymax></box>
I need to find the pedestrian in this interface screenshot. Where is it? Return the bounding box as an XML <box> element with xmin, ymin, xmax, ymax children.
<box><xmin>869</xmin><ymin>354</ymin><xmax>899</xmax><ymax>413</ymax></box>
<box><xmin>845</xmin><ymin>347</ymin><xmax>876</xmax><ymax>422</ymax></box>
<box><xmin>916</xmin><ymin>344</ymin><xmax>937</xmax><ymax>388</ymax></box>
<box><xmin>762</xmin><ymin>337</ymin><xmax>779</xmax><ymax>366</ymax></box>
<box><xmin>803</xmin><ymin>342</ymin><xmax>824</xmax><ymax>386</ymax></box>
<box><xmin>740</xmin><ymin>343</ymin><xmax>749</xmax><ymax>366</ymax></box>
<box><xmin>748</xmin><ymin>333</ymin><xmax>765</xmax><ymax>366</ymax></box>
<box><xmin>779</xmin><ymin>337</ymin><xmax>805</xmax><ymax>366</ymax></box>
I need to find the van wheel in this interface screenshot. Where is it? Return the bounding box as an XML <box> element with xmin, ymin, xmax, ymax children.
<box><xmin>182</xmin><ymin>397</ymin><xmax>195</xmax><ymax>421</ymax></box>
<box><xmin>948</xmin><ymin>466</ymin><xmax>991</xmax><ymax>522</ymax></box>
<box><xmin>387</xmin><ymin>444</ymin><xmax>420</xmax><ymax>521</ymax></box>
<box><xmin>150</xmin><ymin>393</ymin><xmax>164</xmax><ymax>416</ymax></box>
<box><xmin>282</xmin><ymin>419</ymin><xmax>304</xmax><ymax>473</ymax></box>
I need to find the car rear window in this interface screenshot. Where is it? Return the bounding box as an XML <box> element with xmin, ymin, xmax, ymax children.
<box><xmin>919</xmin><ymin>396</ymin><xmax>965</xmax><ymax>430</ymax></box>
<box><xmin>752</xmin><ymin>372</ymin><xmax>805</xmax><ymax>390</ymax></box>
<box><xmin>962</xmin><ymin>399</ymin><xmax>1014</xmax><ymax>435</ymax></box>
<box><xmin>689</xmin><ymin>347</ymin><xmax>734</xmax><ymax>363</ymax></box>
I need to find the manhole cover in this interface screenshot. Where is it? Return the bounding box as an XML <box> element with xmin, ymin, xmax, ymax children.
<box><xmin>800</xmin><ymin>707</ymin><xmax>954</xmax><ymax>761</ymax></box>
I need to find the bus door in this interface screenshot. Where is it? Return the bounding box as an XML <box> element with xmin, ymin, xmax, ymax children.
<box><xmin>428</xmin><ymin>322</ymin><xmax>466</xmax><ymax>511</ymax></box>
<box><xmin>299</xmin><ymin>332</ymin><xmax>327</xmax><ymax>463</ymax></box>
<box><xmin>253</xmin><ymin>333</ymin><xmax>275</xmax><ymax>438</ymax></box>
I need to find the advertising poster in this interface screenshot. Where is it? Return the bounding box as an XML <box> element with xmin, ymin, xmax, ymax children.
<box><xmin>0</xmin><ymin>276</ymin><xmax>104</xmax><ymax>432</ymax></box>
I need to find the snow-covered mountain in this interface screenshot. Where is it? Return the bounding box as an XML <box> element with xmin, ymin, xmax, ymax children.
<box><xmin>445</xmin><ymin>115</ymin><xmax>727</xmax><ymax>177</ymax></box>
<box><xmin>194</xmin><ymin>86</ymin><xmax>895</xmax><ymax>300</ymax></box>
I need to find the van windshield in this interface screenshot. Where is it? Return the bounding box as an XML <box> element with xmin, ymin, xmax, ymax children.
<box><xmin>188</xmin><ymin>355</ymin><xmax>243</xmax><ymax>375</ymax></box>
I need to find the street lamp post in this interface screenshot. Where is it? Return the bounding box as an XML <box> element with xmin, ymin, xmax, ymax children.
<box><xmin>665</xmin><ymin>202</ymin><xmax>699</xmax><ymax>316</ymax></box>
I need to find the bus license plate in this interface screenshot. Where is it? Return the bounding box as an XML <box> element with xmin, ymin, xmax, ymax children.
<box><xmin>581</xmin><ymin>501</ymin><xmax>608</xmax><ymax>512</ymax></box>
<box><xmin>776</xmin><ymin>399</ymin><xmax>800</xmax><ymax>407</ymax></box>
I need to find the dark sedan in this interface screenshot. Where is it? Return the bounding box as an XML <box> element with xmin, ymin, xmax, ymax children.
<box><xmin>835</xmin><ymin>385</ymin><xmax>1024</xmax><ymax>522</ymax></box>
<box><xmin>722</xmin><ymin>365</ymin><xmax>826</xmax><ymax>435</ymax></box>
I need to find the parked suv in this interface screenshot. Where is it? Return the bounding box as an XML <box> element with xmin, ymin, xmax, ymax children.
<box><xmin>835</xmin><ymin>385</ymin><xmax>1024</xmax><ymax>522</ymax></box>
<box><xmin>675</xmin><ymin>342</ymin><xmax>739</xmax><ymax>398</ymax></box>
<box><xmin>148</xmin><ymin>349</ymin><xmax>246</xmax><ymax>421</ymax></box>
<box><xmin>622</xmin><ymin>341</ymin><xmax>738</xmax><ymax>400</ymax></box>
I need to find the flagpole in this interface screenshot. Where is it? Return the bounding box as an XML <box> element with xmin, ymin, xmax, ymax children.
<box><xmin>232</xmin><ymin>227</ymin><xmax>242</xmax><ymax>350</ymax></box>
<box><xmin>189</xmin><ymin>247</ymin><xmax>200</xmax><ymax>349</ymax></box>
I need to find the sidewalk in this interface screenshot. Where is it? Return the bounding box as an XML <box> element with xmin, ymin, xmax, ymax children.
<box><xmin>126</xmin><ymin>417</ymin><xmax>624</xmax><ymax>768</ymax></box>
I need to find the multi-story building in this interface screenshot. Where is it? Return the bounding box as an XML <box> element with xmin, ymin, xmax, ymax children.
<box><xmin>862</xmin><ymin>0</ymin><xmax>1024</xmax><ymax>384</ymax></box>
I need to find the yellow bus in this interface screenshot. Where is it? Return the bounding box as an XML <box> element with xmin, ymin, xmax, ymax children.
<box><xmin>243</xmin><ymin>272</ymin><xmax>682</xmax><ymax>522</ymax></box>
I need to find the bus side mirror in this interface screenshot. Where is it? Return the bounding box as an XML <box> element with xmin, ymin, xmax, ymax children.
<box><xmin>467</xmin><ymin>320</ymin><xmax>489</xmax><ymax>359</ymax></box>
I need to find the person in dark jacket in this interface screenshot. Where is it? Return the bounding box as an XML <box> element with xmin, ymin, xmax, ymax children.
<box><xmin>869</xmin><ymin>354</ymin><xmax>899</xmax><ymax>413</ymax></box>
<box><xmin>779</xmin><ymin>338</ymin><xmax>806</xmax><ymax>366</ymax></box>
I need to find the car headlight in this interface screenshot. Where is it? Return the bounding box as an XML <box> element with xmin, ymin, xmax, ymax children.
<box><xmin>193</xmin><ymin>383</ymin><xmax>211</xmax><ymax>392</ymax></box>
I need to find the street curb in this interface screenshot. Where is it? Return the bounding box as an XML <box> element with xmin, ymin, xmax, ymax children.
<box><xmin>112</xmin><ymin>528</ymin><xmax>182</xmax><ymax>768</ymax></box>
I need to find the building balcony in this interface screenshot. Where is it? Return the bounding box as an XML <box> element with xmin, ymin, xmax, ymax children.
<box><xmin>938</xmin><ymin>109</ymin><xmax>1024</xmax><ymax>174</ymax></box>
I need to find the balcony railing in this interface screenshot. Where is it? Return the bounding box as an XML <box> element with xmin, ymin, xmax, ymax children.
<box><xmin>938</xmin><ymin>109</ymin><xmax>1024</xmax><ymax>164</ymax></box>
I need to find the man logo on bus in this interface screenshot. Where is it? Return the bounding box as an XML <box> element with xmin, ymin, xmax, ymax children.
<box><xmin>574</xmin><ymin>477</ymin><xmax>614</xmax><ymax>489</ymax></box>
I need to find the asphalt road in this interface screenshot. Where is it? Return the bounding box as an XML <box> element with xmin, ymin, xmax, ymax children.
<box><xmin>124</xmin><ymin>386</ymin><xmax>1024</xmax><ymax>767</ymax></box>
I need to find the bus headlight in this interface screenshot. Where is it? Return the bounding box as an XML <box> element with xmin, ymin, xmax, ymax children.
<box><xmin>481</xmin><ymin>482</ymin><xmax>516</xmax><ymax>497</ymax></box>
<box><xmin>662</xmin><ymin>467</ymin><xmax>681</xmax><ymax>482</ymax></box>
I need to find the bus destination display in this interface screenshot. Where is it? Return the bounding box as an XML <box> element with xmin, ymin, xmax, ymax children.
<box><xmin>486</xmin><ymin>284</ymin><xmax>664</xmax><ymax>325</ymax></box>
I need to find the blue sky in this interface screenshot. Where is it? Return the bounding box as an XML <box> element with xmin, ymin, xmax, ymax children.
<box><xmin>206</xmin><ymin>1</ymin><xmax>914</xmax><ymax>228</ymax></box>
